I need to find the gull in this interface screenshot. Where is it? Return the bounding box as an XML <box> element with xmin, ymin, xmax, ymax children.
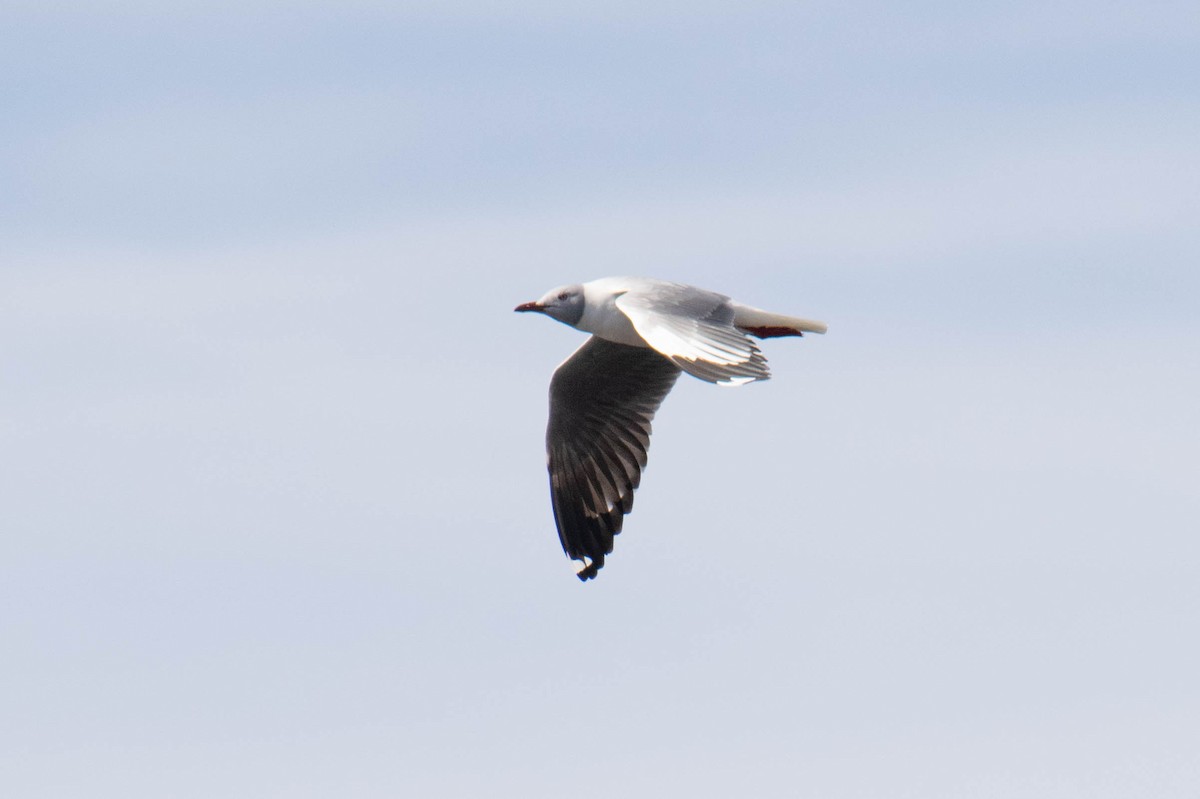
<box><xmin>515</xmin><ymin>276</ymin><xmax>827</xmax><ymax>581</ymax></box>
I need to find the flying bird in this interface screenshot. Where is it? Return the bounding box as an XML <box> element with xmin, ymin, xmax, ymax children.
<box><xmin>516</xmin><ymin>276</ymin><xmax>827</xmax><ymax>581</ymax></box>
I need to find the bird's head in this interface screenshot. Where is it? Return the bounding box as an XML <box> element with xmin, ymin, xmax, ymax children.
<box><xmin>514</xmin><ymin>284</ymin><xmax>586</xmax><ymax>327</ymax></box>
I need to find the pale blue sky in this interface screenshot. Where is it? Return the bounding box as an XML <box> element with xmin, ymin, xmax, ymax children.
<box><xmin>3</xmin><ymin>3</ymin><xmax>1198</xmax><ymax>797</ymax></box>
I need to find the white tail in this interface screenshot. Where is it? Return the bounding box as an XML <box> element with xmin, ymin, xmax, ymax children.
<box><xmin>730</xmin><ymin>302</ymin><xmax>828</xmax><ymax>338</ymax></box>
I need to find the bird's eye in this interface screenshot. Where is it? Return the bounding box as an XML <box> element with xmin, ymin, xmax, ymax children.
<box><xmin>557</xmin><ymin>291</ymin><xmax>570</xmax><ymax>301</ymax></box>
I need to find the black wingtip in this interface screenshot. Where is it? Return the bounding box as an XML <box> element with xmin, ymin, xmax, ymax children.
<box><xmin>575</xmin><ymin>556</ymin><xmax>604</xmax><ymax>581</ymax></box>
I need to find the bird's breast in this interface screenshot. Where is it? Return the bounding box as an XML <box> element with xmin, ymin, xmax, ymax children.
<box><xmin>576</xmin><ymin>292</ymin><xmax>649</xmax><ymax>348</ymax></box>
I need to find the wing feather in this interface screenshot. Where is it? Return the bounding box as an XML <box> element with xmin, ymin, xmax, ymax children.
<box><xmin>615</xmin><ymin>284</ymin><xmax>771</xmax><ymax>383</ymax></box>
<box><xmin>546</xmin><ymin>336</ymin><xmax>681</xmax><ymax>580</ymax></box>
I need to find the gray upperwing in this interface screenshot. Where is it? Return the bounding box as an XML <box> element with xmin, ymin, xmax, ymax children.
<box><xmin>546</xmin><ymin>335</ymin><xmax>682</xmax><ymax>580</ymax></box>
<box><xmin>614</xmin><ymin>282</ymin><xmax>771</xmax><ymax>384</ymax></box>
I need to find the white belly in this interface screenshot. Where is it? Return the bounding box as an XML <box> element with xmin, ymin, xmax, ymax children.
<box><xmin>576</xmin><ymin>279</ymin><xmax>650</xmax><ymax>347</ymax></box>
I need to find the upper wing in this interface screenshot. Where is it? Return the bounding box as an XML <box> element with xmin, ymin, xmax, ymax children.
<box><xmin>546</xmin><ymin>336</ymin><xmax>681</xmax><ymax>580</ymax></box>
<box><xmin>615</xmin><ymin>283</ymin><xmax>771</xmax><ymax>384</ymax></box>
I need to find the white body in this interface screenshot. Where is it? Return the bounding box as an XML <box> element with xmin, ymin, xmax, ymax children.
<box><xmin>577</xmin><ymin>276</ymin><xmax>827</xmax><ymax>348</ymax></box>
<box><xmin>576</xmin><ymin>277</ymin><xmax>647</xmax><ymax>347</ymax></box>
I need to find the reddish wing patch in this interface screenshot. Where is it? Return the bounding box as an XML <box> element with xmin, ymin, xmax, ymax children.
<box><xmin>739</xmin><ymin>325</ymin><xmax>804</xmax><ymax>339</ymax></box>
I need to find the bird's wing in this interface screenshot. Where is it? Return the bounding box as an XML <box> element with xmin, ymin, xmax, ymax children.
<box><xmin>546</xmin><ymin>336</ymin><xmax>681</xmax><ymax>580</ymax></box>
<box><xmin>615</xmin><ymin>283</ymin><xmax>771</xmax><ymax>384</ymax></box>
